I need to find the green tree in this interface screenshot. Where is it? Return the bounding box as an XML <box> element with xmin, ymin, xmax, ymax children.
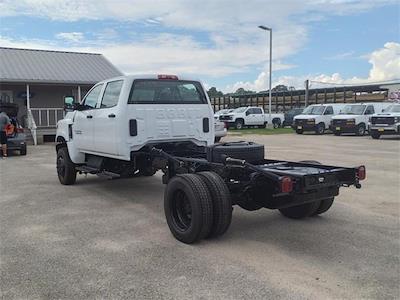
<box><xmin>207</xmin><ymin>87</ymin><xmax>224</xmax><ymax>97</ymax></box>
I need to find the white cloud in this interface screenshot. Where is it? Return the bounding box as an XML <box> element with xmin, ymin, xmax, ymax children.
<box><xmin>225</xmin><ymin>42</ymin><xmax>400</xmax><ymax>92</ymax></box>
<box><xmin>55</xmin><ymin>32</ymin><xmax>84</xmax><ymax>43</ymax></box>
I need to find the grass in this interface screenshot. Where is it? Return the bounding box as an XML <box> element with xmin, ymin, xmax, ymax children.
<box><xmin>228</xmin><ymin>127</ymin><xmax>294</xmax><ymax>135</ymax></box>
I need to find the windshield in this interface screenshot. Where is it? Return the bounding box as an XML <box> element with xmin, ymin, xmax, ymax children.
<box><xmin>302</xmin><ymin>106</ymin><xmax>325</xmax><ymax>115</ymax></box>
<box><xmin>339</xmin><ymin>105</ymin><xmax>366</xmax><ymax>115</ymax></box>
<box><xmin>128</xmin><ymin>80</ymin><xmax>206</xmax><ymax>104</ymax></box>
<box><xmin>384</xmin><ymin>105</ymin><xmax>400</xmax><ymax>113</ymax></box>
<box><xmin>234</xmin><ymin>107</ymin><xmax>247</xmax><ymax>113</ymax></box>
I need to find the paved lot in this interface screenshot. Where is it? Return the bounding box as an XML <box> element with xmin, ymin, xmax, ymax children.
<box><xmin>1</xmin><ymin>134</ymin><xmax>399</xmax><ymax>299</ymax></box>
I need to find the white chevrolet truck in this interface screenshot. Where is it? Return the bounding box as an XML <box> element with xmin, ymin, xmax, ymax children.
<box><xmin>56</xmin><ymin>75</ymin><xmax>365</xmax><ymax>244</ymax></box>
<box><xmin>218</xmin><ymin>106</ymin><xmax>284</xmax><ymax>129</ymax></box>
<box><xmin>369</xmin><ymin>103</ymin><xmax>400</xmax><ymax>139</ymax></box>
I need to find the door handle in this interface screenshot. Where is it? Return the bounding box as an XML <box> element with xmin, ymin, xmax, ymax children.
<box><xmin>108</xmin><ymin>113</ymin><xmax>116</xmax><ymax>118</ymax></box>
<box><xmin>87</xmin><ymin>115</ymin><xmax>93</xmax><ymax>119</ymax></box>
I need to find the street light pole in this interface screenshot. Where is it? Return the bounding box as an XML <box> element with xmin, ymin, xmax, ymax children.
<box><xmin>258</xmin><ymin>25</ymin><xmax>272</xmax><ymax>127</ymax></box>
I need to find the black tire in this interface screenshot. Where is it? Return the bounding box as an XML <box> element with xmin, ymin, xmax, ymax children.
<box><xmin>279</xmin><ymin>201</ymin><xmax>321</xmax><ymax>219</ymax></box>
<box><xmin>312</xmin><ymin>197</ymin><xmax>334</xmax><ymax>216</ymax></box>
<box><xmin>356</xmin><ymin>124</ymin><xmax>366</xmax><ymax>136</ymax></box>
<box><xmin>214</xmin><ymin>136</ymin><xmax>222</xmax><ymax>143</ymax></box>
<box><xmin>295</xmin><ymin>129</ymin><xmax>303</xmax><ymax>134</ymax></box>
<box><xmin>20</xmin><ymin>144</ymin><xmax>27</xmax><ymax>155</ymax></box>
<box><xmin>235</xmin><ymin>119</ymin><xmax>244</xmax><ymax>130</ymax></box>
<box><xmin>370</xmin><ymin>130</ymin><xmax>380</xmax><ymax>139</ymax></box>
<box><xmin>334</xmin><ymin>131</ymin><xmax>340</xmax><ymax>136</ymax></box>
<box><xmin>315</xmin><ymin>123</ymin><xmax>325</xmax><ymax>135</ymax></box>
<box><xmin>164</xmin><ymin>174</ymin><xmax>213</xmax><ymax>244</ymax></box>
<box><xmin>207</xmin><ymin>141</ymin><xmax>264</xmax><ymax>163</ymax></box>
<box><xmin>56</xmin><ymin>146</ymin><xmax>76</xmax><ymax>185</ymax></box>
<box><xmin>272</xmin><ymin>118</ymin><xmax>281</xmax><ymax>129</ymax></box>
<box><xmin>198</xmin><ymin>172</ymin><xmax>232</xmax><ymax>238</ymax></box>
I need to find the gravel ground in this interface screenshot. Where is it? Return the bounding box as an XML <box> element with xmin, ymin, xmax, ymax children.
<box><xmin>0</xmin><ymin>133</ymin><xmax>399</xmax><ymax>299</ymax></box>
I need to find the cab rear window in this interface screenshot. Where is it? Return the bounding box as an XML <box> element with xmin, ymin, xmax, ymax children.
<box><xmin>128</xmin><ymin>80</ymin><xmax>207</xmax><ymax>104</ymax></box>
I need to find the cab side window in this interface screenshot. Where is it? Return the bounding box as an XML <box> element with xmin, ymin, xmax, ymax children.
<box><xmin>253</xmin><ymin>108</ymin><xmax>263</xmax><ymax>114</ymax></box>
<box><xmin>101</xmin><ymin>80</ymin><xmax>123</xmax><ymax>108</ymax></box>
<box><xmin>364</xmin><ymin>105</ymin><xmax>375</xmax><ymax>115</ymax></box>
<box><xmin>245</xmin><ymin>108</ymin><xmax>253</xmax><ymax>116</ymax></box>
<box><xmin>82</xmin><ymin>84</ymin><xmax>103</xmax><ymax>109</ymax></box>
<box><xmin>324</xmin><ymin>106</ymin><xmax>333</xmax><ymax>115</ymax></box>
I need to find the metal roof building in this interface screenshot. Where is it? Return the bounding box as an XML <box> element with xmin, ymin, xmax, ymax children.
<box><xmin>0</xmin><ymin>47</ymin><xmax>123</xmax><ymax>144</ymax></box>
<box><xmin>0</xmin><ymin>47</ymin><xmax>122</xmax><ymax>84</ymax></box>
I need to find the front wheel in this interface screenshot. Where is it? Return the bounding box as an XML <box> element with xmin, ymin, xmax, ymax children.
<box><xmin>315</xmin><ymin>123</ymin><xmax>325</xmax><ymax>135</ymax></box>
<box><xmin>214</xmin><ymin>137</ymin><xmax>221</xmax><ymax>143</ymax></box>
<box><xmin>356</xmin><ymin>124</ymin><xmax>366</xmax><ymax>136</ymax></box>
<box><xmin>295</xmin><ymin>129</ymin><xmax>303</xmax><ymax>134</ymax></box>
<box><xmin>56</xmin><ymin>146</ymin><xmax>76</xmax><ymax>185</ymax></box>
<box><xmin>370</xmin><ymin>130</ymin><xmax>381</xmax><ymax>139</ymax></box>
<box><xmin>235</xmin><ymin>119</ymin><xmax>244</xmax><ymax>130</ymax></box>
<box><xmin>272</xmin><ymin>119</ymin><xmax>281</xmax><ymax>129</ymax></box>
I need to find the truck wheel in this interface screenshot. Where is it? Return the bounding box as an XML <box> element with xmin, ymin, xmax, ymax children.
<box><xmin>295</xmin><ymin>129</ymin><xmax>303</xmax><ymax>134</ymax></box>
<box><xmin>56</xmin><ymin>146</ymin><xmax>76</xmax><ymax>185</ymax></box>
<box><xmin>214</xmin><ymin>137</ymin><xmax>222</xmax><ymax>143</ymax></box>
<box><xmin>356</xmin><ymin>124</ymin><xmax>366</xmax><ymax>136</ymax></box>
<box><xmin>370</xmin><ymin>130</ymin><xmax>380</xmax><ymax>139</ymax></box>
<box><xmin>198</xmin><ymin>172</ymin><xmax>232</xmax><ymax>238</ymax></box>
<box><xmin>315</xmin><ymin>123</ymin><xmax>325</xmax><ymax>135</ymax></box>
<box><xmin>312</xmin><ymin>197</ymin><xmax>334</xmax><ymax>216</ymax></box>
<box><xmin>272</xmin><ymin>118</ymin><xmax>281</xmax><ymax>128</ymax></box>
<box><xmin>235</xmin><ymin>119</ymin><xmax>244</xmax><ymax>130</ymax></box>
<box><xmin>20</xmin><ymin>144</ymin><xmax>27</xmax><ymax>156</ymax></box>
<box><xmin>279</xmin><ymin>201</ymin><xmax>321</xmax><ymax>219</ymax></box>
<box><xmin>164</xmin><ymin>174</ymin><xmax>213</xmax><ymax>244</ymax></box>
<box><xmin>207</xmin><ymin>141</ymin><xmax>264</xmax><ymax>163</ymax></box>
<box><xmin>334</xmin><ymin>131</ymin><xmax>341</xmax><ymax>136</ymax></box>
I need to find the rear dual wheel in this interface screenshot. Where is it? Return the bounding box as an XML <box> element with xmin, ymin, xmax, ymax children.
<box><xmin>279</xmin><ymin>160</ymin><xmax>335</xmax><ymax>218</ymax></box>
<box><xmin>164</xmin><ymin>172</ymin><xmax>232</xmax><ymax>244</ymax></box>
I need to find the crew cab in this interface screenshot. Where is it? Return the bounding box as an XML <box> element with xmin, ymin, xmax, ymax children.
<box><xmin>55</xmin><ymin>75</ymin><xmax>365</xmax><ymax>244</ymax></box>
<box><xmin>330</xmin><ymin>102</ymin><xmax>391</xmax><ymax>136</ymax></box>
<box><xmin>368</xmin><ymin>103</ymin><xmax>400</xmax><ymax>139</ymax></box>
<box><xmin>218</xmin><ymin>106</ymin><xmax>284</xmax><ymax>129</ymax></box>
<box><xmin>293</xmin><ymin>104</ymin><xmax>345</xmax><ymax>134</ymax></box>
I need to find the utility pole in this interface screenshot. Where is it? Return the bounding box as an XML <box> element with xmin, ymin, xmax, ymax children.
<box><xmin>258</xmin><ymin>25</ymin><xmax>272</xmax><ymax>127</ymax></box>
<box><xmin>305</xmin><ymin>79</ymin><xmax>309</xmax><ymax>107</ymax></box>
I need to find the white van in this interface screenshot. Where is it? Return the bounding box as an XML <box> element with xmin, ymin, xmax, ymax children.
<box><xmin>293</xmin><ymin>104</ymin><xmax>345</xmax><ymax>134</ymax></box>
<box><xmin>330</xmin><ymin>102</ymin><xmax>392</xmax><ymax>136</ymax></box>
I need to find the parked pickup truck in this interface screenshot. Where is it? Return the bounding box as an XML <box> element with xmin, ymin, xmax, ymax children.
<box><xmin>368</xmin><ymin>103</ymin><xmax>400</xmax><ymax>139</ymax></box>
<box><xmin>218</xmin><ymin>106</ymin><xmax>284</xmax><ymax>129</ymax></box>
<box><xmin>56</xmin><ymin>75</ymin><xmax>365</xmax><ymax>244</ymax></box>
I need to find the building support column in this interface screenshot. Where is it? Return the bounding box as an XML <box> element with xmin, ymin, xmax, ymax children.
<box><xmin>77</xmin><ymin>85</ymin><xmax>81</xmax><ymax>102</ymax></box>
<box><xmin>26</xmin><ymin>84</ymin><xmax>30</xmax><ymax>110</ymax></box>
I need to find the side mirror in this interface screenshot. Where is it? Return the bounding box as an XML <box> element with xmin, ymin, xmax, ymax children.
<box><xmin>245</xmin><ymin>110</ymin><xmax>251</xmax><ymax>116</ymax></box>
<box><xmin>64</xmin><ymin>96</ymin><xmax>76</xmax><ymax>111</ymax></box>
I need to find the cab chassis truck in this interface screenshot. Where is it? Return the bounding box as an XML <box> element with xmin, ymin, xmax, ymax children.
<box><xmin>56</xmin><ymin>75</ymin><xmax>365</xmax><ymax>244</ymax></box>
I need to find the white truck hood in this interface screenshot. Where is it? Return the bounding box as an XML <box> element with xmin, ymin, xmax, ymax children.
<box><xmin>294</xmin><ymin>114</ymin><xmax>319</xmax><ymax>120</ymax></box>
<box><xmin>332</xmin><ymin>114</ymin><xmax>358</xmax><ymax>120</ymax></box>
<box><xmin>372</xmin><ymin>112</ymin><xmax>400</xmax><ymax>117</ymax></box>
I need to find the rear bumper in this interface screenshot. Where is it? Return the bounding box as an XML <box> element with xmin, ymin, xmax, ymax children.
<box><xmin>7</xmin><ymin>139</ymin><xmax>26</xmax><ymax>150</ymax></box>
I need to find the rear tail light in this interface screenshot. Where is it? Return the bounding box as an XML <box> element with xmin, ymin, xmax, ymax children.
<box><xmin>280</xmin><ymin>176</ymin><xmax>293</xmax><ymax>193</ymax></box>
<box><xmin>357</xmin><ymin>166</ymin><xmax>366</xmax><ymax>180</ymax></box>
<box><xmin>158</xmin><ymin>74</ymin><xmax>178</xmax><ymax>80</ymax></box>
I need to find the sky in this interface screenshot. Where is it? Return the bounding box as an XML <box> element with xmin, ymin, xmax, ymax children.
<box><xmin>0</xmin><ymin>0</ymin><xmax>399</xmax><ymax>93</ymax></box>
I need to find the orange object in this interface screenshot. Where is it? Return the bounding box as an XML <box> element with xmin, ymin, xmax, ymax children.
<box><xmin>5</xmin><ymin>124</ymin><xmax>15</xmax><ymax>136</ymax></box>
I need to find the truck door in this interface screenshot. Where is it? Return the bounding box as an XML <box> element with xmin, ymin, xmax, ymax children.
<box><xmin>323</xmin><ymin>106</ymin><xmax>334</xmax><ymax>127</ymax></box>
<box><xmin>93</xmin><ymin>80</ymin><xmax>123</xmax><ymax>155</ymax></box>
<box><xmin>73</xmin><ymin>84</ymin><xmax>103</xmax><ymax>152</ymax></box>
<box><xmin>253</xmin><ymin>107</ymin><xmax>264</xmax><ymax>125</ymax></box>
